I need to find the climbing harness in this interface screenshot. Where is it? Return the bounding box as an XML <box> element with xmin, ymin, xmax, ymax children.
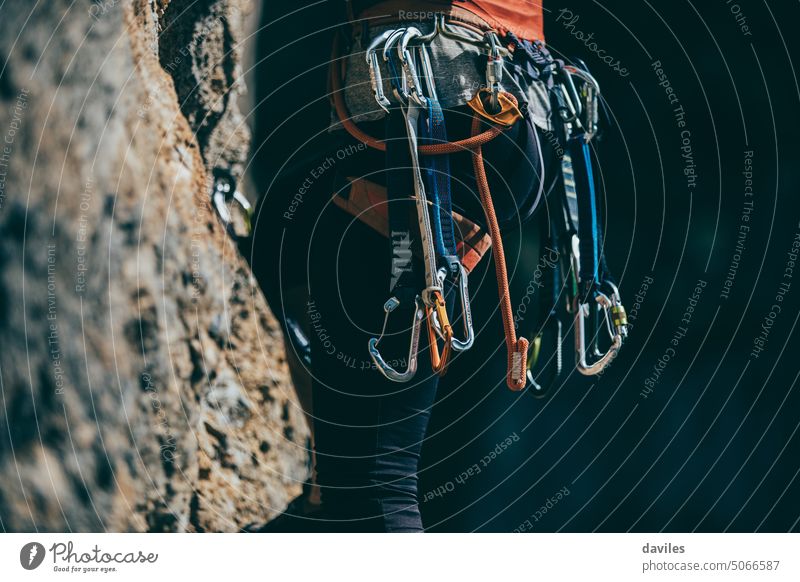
<box><xmin>331</xmin><ymin>22</ymin><xmax>628</xmax><ymax>390</ymax></box>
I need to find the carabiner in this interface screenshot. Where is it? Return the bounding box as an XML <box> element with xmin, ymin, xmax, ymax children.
<box><xmin>484</xmin><ymin>32</ymin><xmax>504</xmax><ymax>114</ymax></box>
<box><xmin>365</xmin><ymin>30</ymin><xmax>396</xmax><ymax>112</ymax></box>
<box><xmin>526</xmin><ymin>317</ymin><xmax>563</xmax><ymax>398</ymax></box>
<box><xmin>383</xmin><ymin>28</ymin><xmax>409</xmax><ymax>102</ymax></box>
<box><xmin>398</xmin><ymin>27</ymin><xmax>426</xmax><ymax>105</ymax></box>
<box><xmin>564</xmin><ymin>64</ymin><xmax>601</xmax><ymax>140</ymax></box>
<box><xmin>415</xmin><ymin>42</ymin><xmax>438</xmax><ymax>101</ymax></box>
<box><xmin>425</xmin><ymin>289</ymin><xmax>453</xmax><ymax>375</ymax></box>
<box><xmin>212</xmin><ymin>169</ymin><xmax>252</xmax><ymax>234</ymax></box>
<box><xmin>555</xmin><ymin>65</ymin><xmax>583</xmax><ymax>126</ymax></box>
<box><xmin>449</xmin><ymin>263</ymin><xmax>474</xmax><ymax>352</ymax></box>
<box><xmin>368</xmin><ymin>296</ymin><xmax>425</xmax><ymax>383</ymax></box>
<box><xmin>574</xmin><ymin>289</ymin><xmax>625</xmax><ymax>376</ymax></box>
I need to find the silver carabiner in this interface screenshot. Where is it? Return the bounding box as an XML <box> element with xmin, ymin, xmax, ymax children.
<box><xmin>485</xmin><ymin>32</ymin><xmax>504</xmax><ymax>114</ymax></box>
<box><xmin>368</xmin><ymin>296</ymin><xmax>425</xmax><ymax>382</ymax></box>
<box><xmin>556</xmin><ymin>66</ymin><xmax>583</xmax><ymax>127</ymax></box>
<box><xmin>383</xmin><ymin>28</ymin><xmax>409</xmax><ymax>102</ymax></box>
<box><xmin>398</xmin><ymin>27</ymin><xmax>426</xmax><ymax>105</ymax></box>
<box><xmin>365</xmin><ymin>30</ymin><xmax>396</xmax><ymax>113</ymax></box>
<box><xmin>212</xmin><ymin>171</ymin><xmax>252</xmax><ymax>233</ymax></box>
<box><xmin>415</xmin><ymin>41</ymin><xmax>438</xmax><ymax>102</ymax></box>
<box><xmin>564</xmin><ymin>65</ymin><xmax>601</xmax><ymax>140</ymax></box>
<box><xmin>574</xmin><ymin>290</ymin><xmax>624</xmax><ymax>376</ymax></box>
<box><xmin>449</xmin><ymin>263</ymin><xmax>475</xmax><ymax>352</ymax></box>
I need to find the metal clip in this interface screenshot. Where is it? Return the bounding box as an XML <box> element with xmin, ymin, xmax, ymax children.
<box><xmin>527</xmin><ymin>317</ymin><xmax>563</xmax><ymax>398</ymax></box>
<box><xmin>574</xmin><ymin>283</ymin><xmax>626</xmax><ymax>376</ymax></box>
<box><xmin>383</xmin><ymin>28</ymin><xmax>410</xmax><ymax>102</ymax></box>
<box><xmin>484</xmin><ymin>32</ymin><xmax>504</xmax><ymax>114</ymax></box>
<box><xmin>398</xmin><ymin>27</ymin><xmax>426</xmax><ymax>105</ymax></box>
<box><xmin>425</xmin><ymin>289</ymin><xmax>453</xmax><ymax>375</ymax></box>
<box><xmin>212</xmin><ymin>169</ymin><xmax>252</xmax><ymax>234</ymax></box>
<box><xmin>415</xmin><ymin>37</ymin><xmax>438</xmax><ymax>102</ymax></box>
<box><xmin>556</xmin><ymin>66</ymin><xmax>583</xmax><ymax>126</ymax></box>
<box><xmin>449</xmin><ymin>263</ymin><xmax>474</xmax><ymax>352</ymax></box>
<box><xmin>564</xmin><ymin>64</ymin><xmax>601</xmax><ymax>140</ymax></box>
<box><xmin>368</xmin><ymin>296</ymin><xmax>425</xmax><ymax>382</ymax></box>
<box><xmin>365</xmin><ymin>30</ymin><xmax>395</xmax><ymax>112</ymax></box>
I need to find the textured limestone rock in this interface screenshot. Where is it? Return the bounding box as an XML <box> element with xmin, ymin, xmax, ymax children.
<box><xmin>0</xmin><ymin>0</ymin><xmax>308</xmax><ymax>532</ymax></box>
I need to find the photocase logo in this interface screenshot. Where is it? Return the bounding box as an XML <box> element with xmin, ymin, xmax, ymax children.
<box><xmin>20</xmin><ymin>542</ymin><xmax>46</xmax><ymax>570</ymax></box>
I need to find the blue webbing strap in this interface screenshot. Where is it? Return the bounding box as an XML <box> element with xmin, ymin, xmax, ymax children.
<box><xmin>568</xmin><ymin>134</ymin><xmax>600</xmax><ymax>293</ymax></box>
<box><xmin>419</xmin><ymin>97</ymin><xmax>458</xmax><ymax>266</ymax></box>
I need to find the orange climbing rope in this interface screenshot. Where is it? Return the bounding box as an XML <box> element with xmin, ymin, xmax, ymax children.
<box><xmin>470</xmin><ymin>103</ymin><xmax>529</xmax><ymax>390</ymax></box>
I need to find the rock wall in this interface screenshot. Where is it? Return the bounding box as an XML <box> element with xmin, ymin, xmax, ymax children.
<box><xmin>0</xmin><ymin>0</ymin><xmax>308</xmax><ymax>532</ymax></box>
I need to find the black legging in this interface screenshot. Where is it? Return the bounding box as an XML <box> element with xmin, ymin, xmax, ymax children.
<box><xmin>308</xmin><ymin>205</ymin><xmax>445</xmax><ymax>531</ymax></box>
<box><xmin>305</xmin><ymin>111</ymin><xmax>555</xmax><ymax>531</ymax></box>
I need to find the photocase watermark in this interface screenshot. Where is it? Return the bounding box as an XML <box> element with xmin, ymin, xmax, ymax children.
<box><xmin>306</xmin><ymin>298</ymin><xmax>406</xmax><ymax>372</ymax></box>
<box><xmin>720</xmin><ymin>150</ymin><xmax>754</xmax><ymax>300</ymax></box>
<box><xmin>20</xmin><ymin>542</ymin><xmax>46</xmax><ymax>570</ymax></box>
<box><xmin>141</xmin><ymin>372</ymin><xmax>179</xmax><ymax>464</ymax></box>
<box><xmin>189</xmin><ymin>204</ymin><xmax>206</xmax><ymax>303</ymax></box>
<box><xmin>88</xmin><ymin>0</ymin><xmax>120</xmax><ymax>20</ymax></box>
<box><xmin>397</xmin><ymin>9</ymin><xmax>446</xmax><ymax>21</ymax></box>
<box><xmin>539</xmin><ymin>127</ymin><xmax>565</xmax><ymax>160</ymax></box>
<box><xmin>652</xmin><ymin>60</ymin><xmax>698</xmax><ymax>192</ymax></box>
<box><xmin>749</xmin><ymin>221</ymin><xmax>799</xmax><ymax>359</ymax></box>
<box><xmin>20</xmin><ymin>540</ymin><xmax>158</xmax><ymax>573</ymax></box>
<box><xmin>514</xmin><ymin>246</ymin><xmax>559</xmax><ymax>329</ymax></box>
<box><xmin>626</xmin><ymin>273</ymin><xmax>654</xmax><ymax>332</ymax></box>
<box><xmin>725</xmin><ymin>0</ymin><xmax>753</xmax><ymax>37</ymax></box>
<box><xmin>75</xmin><ymin>175</ymin><xmax>94</xmax><ymax>295</ymax></box>
<box><xmin>422</xmin><ymin>432</ymin><xmax>520</xmax><ymax>503</ymax></box>
<box><xmin>640</xmin><ymin>279</ymin><xmax>706</xmax><ymax>399</ymax></box>
<box><xmin>396</xmin><ymin>11</ymin><xmax>531</xmax><ymax>40</ymax></box>
<box><xmin>0</xmin><ymin>87</ymin><xmax>30</xmax><ymax>210</ymax></box>
<box><xmin>555</xmin><ymin>9</ymin><xmax>629</xmax><ymax>77</ymax></box>
<box><xmin>283</xmin><ymin>142</ymin><xmax>368</xmax><ymax>221</ymax></box>
<box><xmin>47</xmin><ymin>244</ymin><xmax>66</xmax><ymax>396</ymax></box>
<box><xmin>513</xmin><ymin>485</ymin><xmax>571</xmax><ymax>532</ymax></box>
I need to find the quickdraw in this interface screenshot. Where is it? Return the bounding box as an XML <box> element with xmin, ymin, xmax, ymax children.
<box><xmin>549</xmin><ymin>58</ymin><xmax>629</xmax><ymax>377</ymax></box>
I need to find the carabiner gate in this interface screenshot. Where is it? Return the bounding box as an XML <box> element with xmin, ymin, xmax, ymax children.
<box><xmin>368</xmin><ymin>296</ymin><xmax>425</xmax><ymax>382</ymax></box>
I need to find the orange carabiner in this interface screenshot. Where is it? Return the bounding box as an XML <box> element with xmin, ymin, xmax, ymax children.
<box><xmin>425</xmin><ymin>290</ymin><xmax>453</xmax><ymax>376</ymax></box>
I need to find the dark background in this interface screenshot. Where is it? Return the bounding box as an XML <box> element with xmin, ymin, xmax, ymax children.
<box><xmin>251</xmin><ymin>1</ymin><xmax>800</xmax><ymax>532</ymax></box>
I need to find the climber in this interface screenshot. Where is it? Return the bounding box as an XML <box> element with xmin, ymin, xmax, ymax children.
<box><xmin>246</xmin><ymin>0</ymin><xmax>626</xmax><ymax>531</ymax></box>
